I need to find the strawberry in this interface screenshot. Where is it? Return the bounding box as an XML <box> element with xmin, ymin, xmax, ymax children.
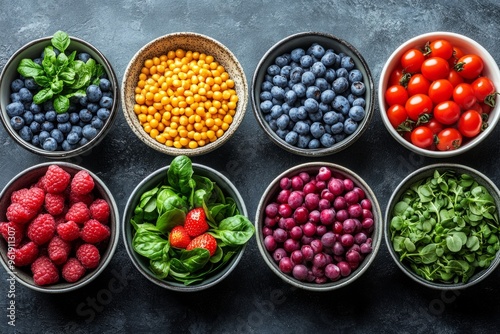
<box><xmin>184</xmin><ymin>208</ymin><xmax>208</xmax><ymax>237</ymax></box>
<box><xmin>186</xmin><ymin>233</ymin><xmax>217</xmax><ymax>256</ymax></box>
<box><xmin>169</xmin><ymin>226</ymin><xmax>191</xmax><ymax>249</ymax></box>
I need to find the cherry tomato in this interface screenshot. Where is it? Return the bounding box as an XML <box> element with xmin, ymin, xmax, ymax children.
<box><xmin>433</xmin><ymin>100</ymin><xmax>461</xmax><ymax>125</ymax></box>
<box><xmin>453</xmin><ymin>83</ymin><xmax>477</xmax><ymax>109</ymax></box>
<box><xmin>447</xmin><ymin>70</ymin><xmax>464</xmax><ymax>87</ymax></box>
<box><xmin>436</xmin><ymin>128</ymin><xmax>463</xmax><ymax>151</ymax></box>
<box><xmin>469</xmin><ymin>103</ymin><xmax>483</xmax><ymax>113</ymax></box>
<box><xmin>410</xmin><ymin>126</ymin><xmax>434</xmax><ymax>149</ymax></box>
<box><xmin>427</xmin><ymin>39</ymin><xmax>453</xmax><ymax>59</ymax></box>
<box><xmin>385</xmin><ymin>85</ymin><xmax>409</xmax><ymax>106</ymax></box>
<box><xmin>386</xmin><ymin>104</ymin><xmax>408</xmax><ymax>128</ymax></box>
<box><xmin>455</xmin><ymin>54</ymin><xmax>484</xmax><ymax>80</ymax></box>
<box><xmin>421</xmin><ymin>57</ymin><xmax>450</xmax><ymax>81</ymax></box>
<box><xmin>428</xmin><ymin>79</ymin><xmax>454</xmax><ymax>104</ymax></box>
<box><xmin>401</xmin><ymin>48</ymin><xmax>425</xmax><ymax>73</ymax></box>
<box><xmin>406</xmin><ymin>74</ymin><xmax>431</xmax><ymax>96</ymax></box>
<box><xmin>449</xmin><ymin>46</ymin><xmax>465</xmax><ymax>67</ymax></box>
<box><xmin>405</xmin><ymin>93</ymin><xmax>433</xmax><ymax>121</ymax></box>
<box><xmin>427</xmin><ymin>118</ymin><xmax>444</xmax><ymax>134</ymax></box>
<box><xmin>388</xmin><ymin>67</ymin><xmax>407</xmax><ymax>87</ymax></box>
<box><xmin>457</xmin><ymin>109</ymin><xmax>483</xmax><ymax>138</ymax></box>
<box><xmin>471</xmin><ymin>76</ymin><xmax>496</xmax><ymax>103</ymax></box>
<box><xmin>481</xmin><ymin>102</ymin><xmax>493</xmax><ymax>114</ymax></box>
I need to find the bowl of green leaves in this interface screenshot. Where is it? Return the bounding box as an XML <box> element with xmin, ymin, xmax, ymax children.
<box><xmin>385</xmin><ymin>163</ymin><xmax>500</xmax><ymax>289</ymax></box>
<box><xmin>122</xmin><ymin>155</ymin><xmax>255</xmax><ymax>291</ymax></box>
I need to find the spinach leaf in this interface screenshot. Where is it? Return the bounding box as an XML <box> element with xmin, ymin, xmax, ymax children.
<box><xmin>156</xmin><ymin>208</ymin><xmax>185</xmax><ymax>234</ymax></box>
<box><xmin>132</xmin><ymin>225</ymin><xmax>167</xmax><ymax>260</ymax></box>
<box><xmin>212</xmin><ymin>215</ymin><xmax>255</xmax><ymax>246</ymax></box>
<box><xmin>168</xmin><ymin>155</ymin><xmax>194</xmax><ymax>195</ymax></box>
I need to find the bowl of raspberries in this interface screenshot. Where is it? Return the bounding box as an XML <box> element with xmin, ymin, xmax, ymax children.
<box><xmin>251</xmin><ymin>32</ymin><xmax>374</xmax><ymax>156</ymax></box>
<box><xmin>0</xmin><ymin>31</ymin><xmax>119</xmax><ymax>159</ymax></box>
<box><xmin>0</xmin><ymin>162</ymin><xmax>119</xmax><ymax>293</ymax></box>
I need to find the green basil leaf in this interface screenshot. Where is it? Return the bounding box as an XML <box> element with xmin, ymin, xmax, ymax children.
<box><xmin>51</xmin><ymin>79</ymin><xmax>63</xmax><ymax>94</ymax></box>
<box><xmin>54</xmin><ymin>95</ymin><xmax>70</xmax><ymax>114</ymax></box>
<box><xmin>17</xmin><ymin>59</ymin><xmax>44</xmax><ymax>78</ymax></box>
<box><xmin>59</xmin><ymin>69</ymin><xmax>76</xmax><ymax>84</ymax></box>
<box><xmin>42</xmin><ymin>46</ymin><xmax>57</xmax><ymax>76</ymax></box>
<box><xmin>56</xmin><ymin>52</ymin><xmax>69</xmax><ymax>70</ymax></box>
<box><xmin>69</xmin><ymin>60</ymin><xmax>92</xmax><ymax>89</ymax></box>
<box><xmin>34</xmin><ymin>75</ymin><xmax>51</xmax><ymax>87</ymax></box>
<box><xmin>33</xmin><ymin>88</ymin><xmax>53</xmax><ymax>104</ymax></box>
<box><xmin>51</xmin><ymin>30</ymin><xmax>70</xmax><ymax>53</ymax></box>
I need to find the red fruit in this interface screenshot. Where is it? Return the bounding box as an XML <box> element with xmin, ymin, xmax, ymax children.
<box><xmin>48</xmin><ymin>236</ymin><xmax>72</xmax><ymax>265</ymax></box>
<box><xmin>0</xmin><ymin>221</ymin><xmax>25</xmax><ymax>247</ymax></box>
<box><xmin>80</xmin><ymin>219</ymin><xmax>110</xmax><ymax>244</ymax></box>
<box><xmin>44</xmin><ymin>165</ymin><xmax>71</xmax><ymax>194</ymax></box>
<box><xmin>11</xmin><ymin>188</ymin><xmax>29</xmax><ymax>204</ymax></box>
<box><xmin>186</xmin><ymin>233</ymin><xmax>217</xmax><ymax>256</ymax></box>
<box><xmin>27</xmin><ymin>214</ymin><xmax>56</xmax><ymax>245</ymax></box>
<box><xmin>69</xmin><ymin>191</ymin><xmax>94</xmax><ymax>206</ymax></box>
<box><xmin>65</xmin><ymin>202</ymin><xmax>91</xmax><ymax>225</ymax></box>
<box><xmin>89</xmin><ymin>199</ymin><xmax>110</xmax><ymax>224</ymax></box>
<box><xmin>169</xmin><ymin>226</ymin><xmax>191</xmax><ymax>249</ymax></box>
<box><xmin>20</xmin><ymin>187</ymin><xmax>45</xmax><ymax>212</ymax></box>
<box><xmin>76</xmin><ymin>243</ymin><xmax>101</xmax><ymax>269</ymax></box>
<box><xmin>44</xmin><ymin>193</ymin><xmax>66</xmax><ymax>216</ymax></box>
<box><xmin>6</xmin><ymin>202</ymin><xmax>36</xmax><ymax>225</ymax></box>
<box><xmin>184</xmin><ymin>208</ymin><xmax>208</xmax><ymax>237</ymax></box>
<box><xmin>31</xmin><ymin>256</ymin><xmax>59</xmax><ymax>286</ymax></box>
<box><xmin>8</xmin><ymin>241</ymin><xmax>39</xmax><ymax>267</ymax></box>
<box><xmin>61</xmin><ymin>258</ymin><xmax>86</xmax><ymax>283</ymax></box>
<box><xmin>71</xmin><ymin>170</ymin><xmax>95</xmax><ymax>195</ymax></box>
<box><xmin>56</xmin><ymin>220</ymin><xmax>81</xmax><ymax>242</ymax></box>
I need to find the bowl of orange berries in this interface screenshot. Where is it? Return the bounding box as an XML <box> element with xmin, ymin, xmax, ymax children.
<box><xmin>121</xmin><ymin>32</ymin><xmax>248</xmax><ymax>156</ymax></box>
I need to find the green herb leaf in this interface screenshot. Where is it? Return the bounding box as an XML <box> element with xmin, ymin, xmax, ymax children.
<box><xmin>51</xmin><ymin>30</ymin><xmax>71</xmax><ymax>53</ymax></box>
<box><xmin>17</xmin><ymin>59</ymin><xmax>44</xmax><ymax>78</ymax></box>
<box><xmin>33</xmin><ymin>87</ymin><xmax>54</xmax><ymax>104</ymax></box>
<box><xmin>54</xmin><ymin>95</ymin><xmax>70</xmax><ymax>113</ymax></box>
<box><xmin>211</xmin><ymin>215</ymin><xmax>255</xmax><ymax>246</ymax></box>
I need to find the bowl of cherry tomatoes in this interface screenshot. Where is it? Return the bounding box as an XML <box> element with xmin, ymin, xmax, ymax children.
<box><xmin>378</xmin><ymin>31</ymin><xmax>500</xmax><ymax>157</ymax></box>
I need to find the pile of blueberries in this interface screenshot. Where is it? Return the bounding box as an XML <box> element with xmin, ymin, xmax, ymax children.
<box><xmin>258</xmin><ymin>43</ymin><xmax>368</xmax><ymax>149</ymax></box>
<box><xmin>5</xmin><ymin>53</ymin><xmax>114</xmax><ymax>152</ymax></box>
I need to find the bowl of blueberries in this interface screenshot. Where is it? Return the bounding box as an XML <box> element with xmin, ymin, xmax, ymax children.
<box><xmin>251</xmin><ymin>32</ymin><xmax>374</xmax><ymax>157</ymax></box>
<box><xmin>0</xmin><ymin>31</ymin><xmax>119</xmax><ymax>158</ymax></box>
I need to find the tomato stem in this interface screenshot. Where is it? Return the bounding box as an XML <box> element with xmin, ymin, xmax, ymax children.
<box><xmin>484</xmin><ymin>92</ymin><xmax>498</xmax><ymax>108</ymax></box>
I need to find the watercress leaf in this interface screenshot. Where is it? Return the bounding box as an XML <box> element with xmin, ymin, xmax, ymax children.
<box><xmin>167</xmin><ymin>155</ymin><xmax>194</xmax><ymax>195</ymax></box>
<box><xmin>179</xmin><ymin>248</ymin><xmax>210</xmax><ymax>272</ymax></box>
<box><xmin>446</xmin><ymin>234</ymin><xmax>463</xmax><ymax>252</ymax></box>
<box><xmin>33</xmin><ymin>87</ymin><xmax>53</xmax><ymax>104</ymax></box>
<box><xmin>392</xmin><ymin>236</ymin><xmax>406</xmax><ymax>252</ymax></box>
<box><xmin>54</xmin><ymin>95</ymin><xmax>70</xmax><ymax>114</ymax></box>
<box><xmin>156</xmin><ymin>208</ymin><xmax>186</xmax><ymax>234</ymax></box>
<box><xmin>419</xmin><ymin>243</ymin><xmax>438</xmax><ymax>264</ymax></box>
<box><xmin>404</xmin><ymin>238</ymin><xmax>416</xmax><ymax>252</ymax></box>
<box><xmin>132</xmin><ymin>229</ymin><xmax>167</xmax><ymax>260</ymax></box>
<box><xmin>393</xmin><ymin>201</ymin><xmax>409</xmax><ymax>216</ymax></box>
<box><xmin>17</xmin><ymin>58</ymin><xmax>44</xmax><ymax>78</ymax></box>
<box><xmin>390</xmin><ymin>216</ymin><xmax>405</xmax><ymax>231</ymax></box>
<box><xmin>51</xmin><ymin>30</ymin><xmax>70</xmax><ymax>53</ymax></box>
<box><xmin>212</xmin><ymin>215</ymin><xmax>255</xmax><ymax>246</ymax></box>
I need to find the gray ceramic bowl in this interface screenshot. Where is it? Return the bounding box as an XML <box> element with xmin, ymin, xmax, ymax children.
<box><xmin>255</xmin><ymin>162</ymin><xmax>382</xmax><ymax>291</ymax></box>
<box><xmin>385</xmin><ymin>163</ymin><xmax>500</xmax><ymax>289</ymax></box>
<box><xmin>378</xmin><ymin>32</ymin><xmax>500</xmax><ymax>158</ymax></box>
<box><xmin>251</xmin><ymin>32</ymin><xmax>374</xmax><ymax>157</ymax></box>
<box><xmin>122</xmin><ymin>163</ymin><xmax>249</xmax><ymax>291</ymax></box>
<box><xmin>0</xmin><ymin>35</ymin><xmax>119</xmax><ymax>159</ymax></box>
<box><xmin>121</xmin><ymin>32</ymin><xmax>248</xmax><ymax>156</ymax></box>
<box><xmin>0</xmin><ymin>162</ymin><xmax>120</xmax><ymax>293</ymax></box>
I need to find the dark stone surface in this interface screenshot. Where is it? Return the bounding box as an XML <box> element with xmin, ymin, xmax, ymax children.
<box><xmin>1</xmin><ymin>1</ymin><xmax>500</xmax><ymax>333</ymax></box>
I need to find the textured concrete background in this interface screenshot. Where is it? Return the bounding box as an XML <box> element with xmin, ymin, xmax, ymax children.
<box><xmin>1</xmin><ymin>0</ymin><xmax>500</xmax><ymax>333</ymax></box>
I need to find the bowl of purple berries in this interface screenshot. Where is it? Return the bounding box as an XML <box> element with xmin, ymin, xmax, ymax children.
<box><xmin>251</xmin><ymin>32</ymin><xmax>374</xmax><ymax>156</ymax></box>
<box><xmin>255</xmin><ymin>162</ymin><xmax>382</xmax><ymax>291</ymax></box>
<box><xmin>0</xmin><ymin>30</ymin><xmax>119</xmax><ymax>158</ymax></box>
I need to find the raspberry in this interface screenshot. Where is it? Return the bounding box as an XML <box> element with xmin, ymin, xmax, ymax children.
<box><xmin>18</xmin><ymin>187</ymin><xmax>45</xmax><ymax>212</ymax></box>
<box><xmin>71</xmin><ymin>170</ymin><xmax>95</xmax><ymax>195</ymax></box>
<box><xmin>31</xmin><ymin>256</ymin><xmax>59</xmax><ymax>286</ymax></box>
<box><xmin>80</xmin><ymin>219</ymin><xmax>110</xmax><ymax>244</ymax></box>
<box><xmin>89</xmin><ymin>199</ymin><xmax>110</xmax><ymax>224</ymax></box>
<box><xmin>6</xmin><ymin>202</ymin><xmax>36</xmax><ymax>225</ymax></box>
<box><xmin>44</xmin><ymin>165</ymin><xmax>71</xmax><ymax>194</ymax></box>
<box><xmin>69</xmin><ymin>191</ymin><xmax>94</xmax><ymax>206</ymax></box>
<box><xmin>56</xmin><ymin>221</ymin><xmax>80</xmax><ymax>242</ymax></box>
<box><xmin>44</xmin><ymin>193</ymin><xmax>66</xmax><ymax>216</ymax></box>
<box><xmin>27</xmin><ymin>213</ymin><xmax>56</xmax><ymax>245</ymax></box>
<box><xmin>48</xmin><ymin>236</ymin><xmax>72</xmax><ymax>265</ymax></box>
<box><xmin>61</xmin><ymin>258</ymin><xmax>86</xmax><ymax>283</ymax></box>
<box><xmin>65</xmin><ymin>202</ymin><xmax>91</xmax><ymax>224</ymax></box>
<box><xmin>8</xmin><ymin>241</ymin><xmax>39</xmax><ymax>267</ymax></box>
<box><xmin>0</xmin><ymin>221</ymin><xmax>25</xmax><ymax>247</ymax></box>
<box><xmin>11</xmin><ymin>188</ymin><xmax>29</xmax><ymax>203</ymax></box>
<box><xmin>76</xmin><ymin>243</ymin><xmax>101</xmax><ymax>269</ymax></box>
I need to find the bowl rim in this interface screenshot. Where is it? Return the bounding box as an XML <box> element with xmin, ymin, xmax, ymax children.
<box><xmin>251</xmin><ymin>31</ymin><xmax>375</xmax><ymax>157</ymax></box>
<box><xmin>121</xmin><ymin>162</ymin><xmax>249</xmax><ymax>291</ymax></box>
<box><xmin>0</xmin><ymin>35</ymin><xmax>120</xmax><ymax>159</ymax></box>
<box><xmin>384</xmin><ymin>162</ymin><xmax>500</xmax><ymax>289</ymax></box>
<box><xmin>378</xmin><ymin>31</ymin><xmax>500</xmax><ymax>158</ymax></box>
<box><xmin>254</xmin><ymin>161</ymin><xmax>383</xmax><ymax>291</ymax></box>
<box><xmin>0</xmin><ymin>161</ymin><xmax>120</xmax><ymax>293</ymax></box>
<box><xmin>120</xmin><ymin>31</ymin><xmax>248</xmax><ymax>157</ymax></box>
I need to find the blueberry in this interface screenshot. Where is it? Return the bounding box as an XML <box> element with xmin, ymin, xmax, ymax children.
<box><xmin>348</xmin><ymin>69</ymin><xmax>363</xmax><ymax>83</ymax></box>
<box><xmin>78</xmin><ymin>137</ymin><xmax>89</xmax><ymax>147</ymax></box>
<box><xmin>310</xmin><ymin>122</ymin><xmax>326</xmax><ymax>139</ymax></box>
<box><xmin>289</xmin><ymin>67</ymin><xmax>304</xmax><ymax>83</ymax></box>
<box><xmin>82</xmin><ymin>125</ymin><xmax>98</xmax><ymax>140</ymax></box>
<box><xmin>58</xmin><ymin>122</ymin><xmax>72</xmax><ymax>133</ymax></box>
<box><xmin>292</xmin><ymin>83</ymin><xmax>306</xmax><ymax>98</ymax></box>
<box><xmin>86</xmin><ymin>85</ymin><xmax>102</xmax><ymax>103</ymax></box>
<box><xmin>311</xmin><ymin>62</ymin><xmax>326</xmax><ymax>78</ymax></box>
<box><xmin>41</xmin><ymin>121</ymin><xmax>55</xmax><ymax>132</ymax></box>
<box><xmin>41</xmin><ymin>111</ymin><xmax>55</xmax><ymax>123</ymax></box>
<box><xmin>31</xmin><ymin>135</ymin><xmax>40</xmax><ymax>147</ymax></box>
<box><xmin>33</xmin><ymin>113</ymin><xmax>45</xmax><ymax>124</ymax></box>
<box><xmin>24</xmin><ymin>78</ymin><xmax>38</xmax><ymax>91</ymax></box>
<box><xmin>309</xmin><ymin>111</ymin><xmax>323</xmax><ymax>122</ymax></box>
<box><xmin>319</xmin><ymin>133</ymin><xmax>334</xmax><ymax>147</ymax></box>
<box><xmin>19</xmin><ymin>126</ymin><xmax>33</xmax><ymax>142</ymax></box>
<box><xmin>300</xmin><ymin>55</ymin><xmax>314</xmax><ymax>68</ymax></box>
<box><xmin>11</xmin><ymin>79</ymin><xmax>24</xmax><ymax>92</ymax></box>
<box><xmin>308</xmin><ymin>44</ymin><xmax>325</xmax><ymax>59</ymax></box>
<box><xmin>68</xmin><ymin>112</ymin><xmax>79</xmax><ymax>124</ymax></box>
<box><xmin>290</xmin><ymin>48</ymin><xmax>305</xmax><ymax>63</ymax></box>
<box><xmin>285</xmin><ymin>131</ymin><xmax>299</xmax><ymax>145</ymax></box>
<box><xmin>297</xmin><ymin>134</ymin><xmax>311</xmax><ymax>148</ymax></box>
<box><xmin>79</xmin><ymin>96</ymin><xmax>88</xmax><ymax>106</ymax></box>
<box><xmin>272</xmin><ymin>75</ymin><xmax>288</xmax><ymax>88</ymax></box>
<box><xmin>79</xmin><ymin>109</ymin><xmax>93</xmax><ymax>122</ymax></box>
<box><xmin>61</xmin><ymin>140</ymin><xmax>76</xmax><ymax>151</ymax></box>
<box><xmin>284</xmin><ymin>90</ymin><xmax>297</xmax><ymax>105</ymax></box>
<box><xmin>30</xmin><ymin>103</ymin><xmax>42</xmax><ymax>114</ymax></box>
<box><xmin>280</xmin><ymin>65</ymin><xmax>292</xmax><ymax>78</ymax></box>
<box><xmin>289</xmin><ymin>108</ymin><xmax>300</xmax><ymax>122</ymax></box>
<box><xmin>276</xmin><ymin>113</ymin><xmax>291</xmax><ymax>130</ymax></box>
<box><xmin>323</xmin><ymin>111</ymin><xmax>340</xmax><ymax>125</ymax></box>
<box><xmin>6</xmin><ymin>102</ymin><xmax>24</xmax><ymax>117</ymax></box>
<box><xmin>99</xmin><ymin>78</ymin><xmax>111</xmax><ymax>92</ymax></box>
<box><xmin>336</xmin><ymin>67</ymin><xmax>349</xmax><ymax>79</ymax></box>
<box><xmin>43</xmin><ymin>100</ymin><xmax>54</xmax><ymax>112</ymax></box>
<box><xmin>268</xmin><ymin>118</ymin><xmax>278</xmax><ymax>131</ymax></box>
<box><xmin>331</xmin><ymin>122</ymin><xmax>344</xmax><ymax>134</ymax></box>
<box><xmin>332</xmin><ymin>77</ymin><xmax>349</xmax><ymax>94</ymax></box>
<box><xmin>87</xmin><ymin>103</ymin><xmax>99</xmax><ymax>113</ymax></box>
<box><xmin>260</xmin><ymin>91</ymin><xmax>273</xmax><ymax>101</ymax></box>
<box><xmin>18</xmin><ymin>88</ymin><xmax>32</xmax><ymax>103</ymax></box>
<box><xmin>340</xmin><ymin>56</ymin><xmax>355</xmax><ymax>71</ymax></box>
<box><xmin>10</xmin><ymin>116</ymin><xmax>24</xmax><ymax>130</ymax></box>
<box><xmin>91</xmin><ymin>116</ymin><xmax>104</xmax><ymax>129</ymax></box>
<box><xmin>306</xmin><ymin>86</ymin><xmax>321</xmax><ymax>100</ymax></box>
<box><xmin>98</xmin><ymin>96</ymin><xmax>112</xmax><ymax>109</ymax></box>
<box><xmin>293</xmin><ymin>121</ymin><xmax>310</xmax><ymax>135</ymax></box>
<box><xmin>321</xmin><ymin>90</ymin><xmax>335</xmax><ymax>104</ymax></box>
<box><xmin>33</xmin><ymin>58</ymin><xmax>43</xmax><ymax>66</ymax></box>
<box><xmin>56</xmin><ymin>112</ymin><xmax>70</xmax><ymax>123</ymax></box>
<box><xmin>270</xmin><ymin>105</ymin><xmax>283</xmax><ymax>119</ymax></box>
<box><xmin>296</xmin><ymin>106</ymin><xmax>308</xmax><ymax>120</ymax></box>
<box><xmin>271</xmin><ymin>86</ymin><xmax>286</xmax><ymax>101</ymax></box>
<box><xmin>349</xmin><ymin>106</ymin><xmax>365</xmax><ymax>122</ymax></box>
<box><xmin>318</xmin><ymin>102</ymin><xmax>330</xmax><ymax>114</ymax></box>
<box><xmin>315</xmin><ymin>78</ymin><xmax>329</xmax><ymax>92</ymax></box>
<box><xmin>260</xmin><ymin>100</ymin><xmax>273</xmax><ymax>113</ymax></box>
<box><xmin>308</xmin><ymin>138</ymin><xmax>321</xmax><ymax>149</ymax></box>
<box><xmin>71</xmin><ymin>126</ymin><xmax>83</xmax><ymax>137</ymax></box>
<box><xmin>22</xmin><ymin>111</ymin><xmax>34</xmax><ymax>125</ymax></box>
<box><xmin>42</xmin><ymin>137</ymin><xmax>57</xmax><ymax>151</ymax></box>
<box><xmin>275</xmin><ymin>55</ymin><xmax>289</xmax><ymax>68</ymax></box>
<box><xmin>301</xmin><ymin>71</ymin><xmax>315</xmax><ymax>86</ymax></box>
<box><xmin>66</xmin><ymin>132</ymin><xmax>80</xmax><ymax>145</ymax></box>
<box><xmin>351</xmin><ymin>81</ymin><xmax>366</xmax><ymax>96</ymax></box>
<box><xmin>333</xmin><ymin>133</ymin><xmax>346</xmax><ymax>143</ymax></box>
<box><xmin>261</xmin><ymin>80</ymin><xmax>273</xmax><ymax>92</ymax></box>
<box><xmin>352</xmin><ymin>98</ymin><xmax>366</xmax><ymax>107</ymax></box>
<box><xmin>276</xmin><ymin>129</ymin><xmax>288</xmax><ymax>140</ymax></box>
<box><xmin>344</xmin><ymin>118</ymin><xmax>358</xmax><ymax>134</ymax></box>
<box><xmin>77</xmin><ymin>52</ymin><xmax>91</xmax><ymax>63</ymax></box>
<box><xmin>324</xmin><ymin>68</ymin><xmax>337</xmax><ymax>83</ymax></box>
<box><xmin>10</xmin><ymin>93</ymin><xmax>21</xmax><ymax>102</ymax></box>
<box><xmin>267</xmin><ymin>64</ymin><xmax>281</xmax><ymax>76</ymax></box>
<box><xmin>332</xmin><ymin>95</ymin><xmax>350</xmax><ymax>115</ymax></box>
<box><xmin>50</xmin><ymin>129</ymin><xmax>64</xmax><ymax>143</ymax></box>
<box><xmin>39</xmin><ymin>131</ymin><xmax>50</xmax><ymax>144</ymax></box>
<box><xmin>321</xmin><ymin>52</ymin><xmax>337</xmax><ymax>67</ymax></box>
<box><xmin>29</xmin><ymin>121</ymin><xmax>41</xmax><ymax>134</ymax></box>
<box><xmin>304</xmin><ymin>98</ymin><xmax>319</xmax><ymax>113</ymax></box>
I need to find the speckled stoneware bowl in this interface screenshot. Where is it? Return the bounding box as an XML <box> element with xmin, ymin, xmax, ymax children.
<box><xmin>0</xmin><ymin>35</ymin><xmax>119</xmax><ymax>159</ymax></box>
<box><xmin>122</xmin><ymin>163</ymin><xmax>249</xmax><ymax>291</ymax></box>
<box><xmin>0</xmin><ymin>162</ymin><xmax>120</xmax><ymax>293</ymax></box>
<box><xmin>121</xmin><ymin>32</ymin><xmax>248</xmax><ymax>156</ymax></box>
<box><xmin>255</xmin><ymin>162</ymin><xmax>382</xmax><ymax>291</ymax></box>
<box><xmin>379</xmin><ymin>32</ymin><xmax>500</xmax><ymax>158</ymax></box>
<box><xmin>251</xmin><ymin>32</ymin><xmax>374</xmax><ymax>157</ymax></box>
<box><xmin>385</xmin><ymin>163</ymin><xmax>500</xmax><ymax>289</ymax></box>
